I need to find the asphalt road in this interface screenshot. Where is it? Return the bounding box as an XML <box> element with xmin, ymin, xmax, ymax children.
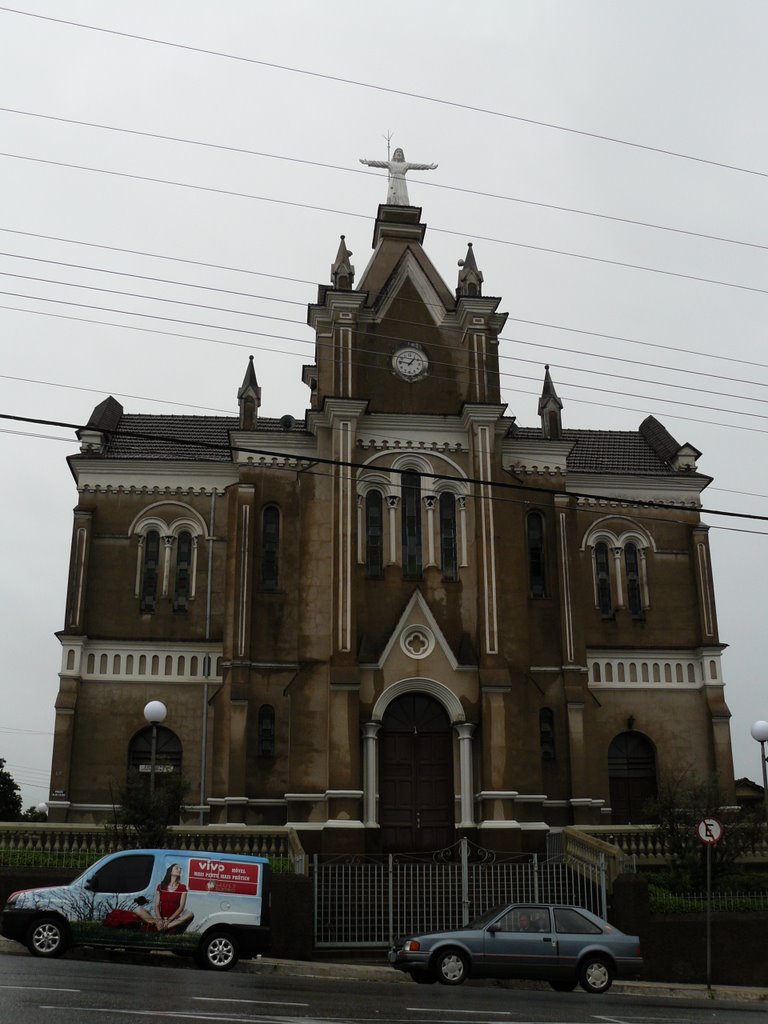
<box><xmin>0</xmin><ymin>947</ymin><xmax>766</xmax><ymax>1024</ymax></box>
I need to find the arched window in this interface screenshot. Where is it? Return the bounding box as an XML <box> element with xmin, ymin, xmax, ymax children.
<box><xmin>261</xmin><ymin>506</ymin><xmax>280</xmax><ymax>591</ymax></box>
<box><xmin>439</xmin><ymin>493</ymin><xmax>458</xmax><ymax>581</ymax></box>
<box><xmin>127</xmin><ymin>725</ymin><xmax>182</xmax><ymax>791</ymax></box>
<box><xmin>625</xmin><ymin>543</ymin><xmax>643</xmax><ymax>618</ymax></box>
<box><xmin>173</xmin><ymin>530</ymin><xmax>193</xmax><ymax>611</ymax></box>
<box><xmin>527</xmin><ymin>512</ymin><xmax>546</xmax><ymax>597</ymax></box>
<box><xmin>257</xmin><ymin>705</ymin><xmax>276</xmax><ymax>757</ymax></box>
<box><xmin>594</xmin><ymin>542</ymin><xmax>612</xmax><ymax>617</ymax></box>
<box><xmin>365</xmin><ymin>490</ymin><xmax>384</xmax><ymax>579</ymax></box>
<box><xmin>140</xmin><ymin>530</ymin><xmax>160</xmax><ymax>613</ymax></box>
<box><xmin>539</xmin><ymin>707</ymin><xmax>555</xmax><ymax>760</ymax></box>
<box><xmin>401</xmin><ymin>472</ymin><xmax>422</xmax><ymax>580</ymax></box>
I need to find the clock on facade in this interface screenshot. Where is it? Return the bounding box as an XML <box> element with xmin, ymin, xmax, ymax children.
<box><xmin>392</xmin><ymin>345</ymin><xmax>429</xmax><ymax>381</ymax></box>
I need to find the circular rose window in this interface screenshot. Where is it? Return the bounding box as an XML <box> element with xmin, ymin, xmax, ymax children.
<box><xmin>400</xmin><ymin>626</ymin><xmax>435</xmax><ymax>659</ymax></box>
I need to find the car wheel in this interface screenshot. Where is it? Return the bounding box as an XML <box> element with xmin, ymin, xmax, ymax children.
<box><xmin>578</xmin><ymin>955</ymin><xmax>613</xmax><ymax>994</ymax></box>
<box><xmin>411</xmin><ymin>970</ymin><xmax>436</xmax><ymax>984</ymax></box>
<box><xmin>25</xmin><ymin>915</ymin><xmax>69</xmax><ymax>958</ymax></box>
<box><xmin>196</xmin><ymin>929</ymin><xmax>239</xmax><ymax>971</ymax></box>
<box><xmin>549</xmin><ymin>978</ymin><xmax>577</xmax><ymax>992</ymax></box>
<box><xmin>434</xmin><ymin>948</ymin><xmax>468</xmax><ymax>985</ymax></box>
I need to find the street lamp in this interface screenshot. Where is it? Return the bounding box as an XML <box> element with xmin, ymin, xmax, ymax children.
<box><xmin>750</xmin><ymin>720</ymin><xmax>768</xmax><ymax>827</ymax></box>
<box><xmin>144</xmin><ymin>700</ymin><xmax>167</xmax><ymax>797</ymax></box>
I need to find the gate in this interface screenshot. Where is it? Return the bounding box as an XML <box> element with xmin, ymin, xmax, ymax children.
<box><xmin>313</xmin><ymin>838</ymin><xmax>607</xmax><ymax>948</ymax></box>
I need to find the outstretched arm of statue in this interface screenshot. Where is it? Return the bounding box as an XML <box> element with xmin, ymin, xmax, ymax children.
<box><xmin>405</xmin><ymin>162</ymin><xmax>438</xmax><ymax>171</ymax></box>
<box><xmin>360</xmin><ymin>159</ymin><xmax>389</xmax><ymax>168</ymax></box>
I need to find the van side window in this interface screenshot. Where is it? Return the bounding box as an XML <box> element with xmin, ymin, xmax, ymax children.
<box><xmin>90</xmin><ymin>854</ymin><xmax>154</xmax><ymax>893</ymax></box>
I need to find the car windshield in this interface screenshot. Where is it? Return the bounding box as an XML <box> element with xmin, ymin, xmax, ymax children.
<box><xmin>468</xmin><ymin>905</ymin><xmax>506</xmax><ymax>929</ymax></box>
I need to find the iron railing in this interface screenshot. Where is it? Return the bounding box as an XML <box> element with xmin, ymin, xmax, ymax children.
<box><xmin>313</xmin><ymin>837</ymin><xmax>609</xmax><ymax>948</ymax></box>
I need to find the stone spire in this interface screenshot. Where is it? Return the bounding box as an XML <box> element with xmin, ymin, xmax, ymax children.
<box><xmin>538</xmin><ymin>365</ymin><xmax>563</xmax><ymax>440</ymax></box>
<box><xmin>330</xmin><ymin>235</ymin><xmax>355</xmax><ymax>290</ymax></box>
<box><xmin>456</xmin><ymin>242</ymin><xmax>483</xmax><ymax>298</ymax></box>
<box><xmin>237</xmin><ymin>355</ymin><xmax>261</xmax><ymax>429</ymax></box>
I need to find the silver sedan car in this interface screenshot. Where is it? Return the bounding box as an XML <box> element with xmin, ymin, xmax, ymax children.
<box><xmin>389</xmin><ymin>903</ymin><xmax>642</xmax><ymax>993</ymax></box>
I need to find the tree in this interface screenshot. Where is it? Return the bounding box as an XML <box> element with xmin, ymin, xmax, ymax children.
<box><xmin>645</xmin><ymin>771</ymin><xmax>762</xmax><ymax>890</ymax></box>
<box><xmin>0</xmin><ymin>758</ymin><xmax>22</xmax><ymax>821</ymax></box>
<box><xmin>21</xmin><ymin>804</ymin><xmax>48</xmax><ymax>822</ymax></box>
<box><xmin>106</xmin><ymin>770</ymin><xmax>188</xmax><ymax>850</ymax></box>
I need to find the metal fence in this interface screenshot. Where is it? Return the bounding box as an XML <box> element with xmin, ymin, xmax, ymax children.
<box><xmin>313</xmin><ymin>838</ymin><xmax>607</xmax><ymax>948</ymax></box>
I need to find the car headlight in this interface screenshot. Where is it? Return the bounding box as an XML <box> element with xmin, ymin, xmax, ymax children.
<box><xmin>403</xmin><ymin>940</ymin><xmax>421</xmax><ymax>952</ymax></box>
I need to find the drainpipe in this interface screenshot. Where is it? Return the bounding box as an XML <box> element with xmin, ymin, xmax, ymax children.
<box><xmin>199</xmin><ymin>489</ymin><xmax>216</xmax><ymax>826</ymax></box>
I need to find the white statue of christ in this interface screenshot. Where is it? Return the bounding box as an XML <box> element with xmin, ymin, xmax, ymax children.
<box><xmin>360</xmin><ymin>147</ymin><xmax>438</xmax><ymax>206</ymax></box>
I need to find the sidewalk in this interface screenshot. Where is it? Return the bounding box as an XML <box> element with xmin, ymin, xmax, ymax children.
<box><xmin>2</xmin><ymin>937</ymin><xmax>766</xmax><ymax>1003</ymax></box>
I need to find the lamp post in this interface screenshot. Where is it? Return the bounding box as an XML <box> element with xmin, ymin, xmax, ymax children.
<box><xmin>144</xmin><ymin>700</ymin><xmax>167</xmax><ymax>797</ymax></box>
<box><xmin>750</xmin><ymin>720</ymin><xmax>768</xmax><ymax>827</ymax></box>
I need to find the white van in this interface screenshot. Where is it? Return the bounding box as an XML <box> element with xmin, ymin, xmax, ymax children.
<box><xmin>0</xmin><ymin>848</ymin><xmax>271</xmax><ymax>970</ymax></box>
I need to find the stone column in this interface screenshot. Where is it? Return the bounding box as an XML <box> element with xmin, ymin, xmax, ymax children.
<box><xmin>362</xmin><ymin>721</ymin><xmax>381</xmax><ymax>827</ymax></box>
<box><xmin>455</xmin><ymin>722</ymin><xmax>476</xmax><ymax>827</ymax></box>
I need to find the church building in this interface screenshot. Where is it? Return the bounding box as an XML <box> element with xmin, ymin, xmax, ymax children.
<box><xmin>47</xmin><ymin>168</ymin><xmax>735</xmax><ymax>854</ymax></box>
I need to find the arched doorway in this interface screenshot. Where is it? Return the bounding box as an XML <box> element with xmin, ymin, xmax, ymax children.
<box><xmin>608</xmin><ymin>731</ymin><xmax>657</xmax><ymax>824</ymax></box>
<box><xmin>379</xmin><ymin>693</ymin><xmax>454</xmax><ymax>853</ymax></box>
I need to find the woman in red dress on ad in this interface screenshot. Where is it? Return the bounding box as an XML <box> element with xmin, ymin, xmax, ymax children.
<box><xmin>135</xmin><ymin>863</ymin><xmax>194</xmax><ymax>933</ymax></box>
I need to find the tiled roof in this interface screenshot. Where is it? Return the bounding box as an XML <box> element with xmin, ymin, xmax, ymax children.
<box><xmin>101</xmin><ymin>415</ymin><xmax>307</xmax><ymax>461</ymax></box>
<box><xmin>509</xmin><ymin>426</ymin><xmax>688</xmax><ymax>476</ymax></box>
<box><xmin>102</xmin><ymin>415</ymin><xmax>237</xmax><ymax>461</ymax></box>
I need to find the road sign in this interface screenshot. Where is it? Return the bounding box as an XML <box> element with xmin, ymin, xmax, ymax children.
<box><xmin>696</xmin><ymin>817</ymin><xmax>724</xmax><ymax>845</ymax></box>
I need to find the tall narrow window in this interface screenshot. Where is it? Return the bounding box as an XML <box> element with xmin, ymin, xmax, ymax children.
<box><xmin>401</xmin><ymin>472</ymin><xmax>422</xmax><ymax>579</ymax></box>
<box><xmin>257</xmin><ymin>705</ymin><xmax>275</xmax><ymax>757</ymax></box>
<box><xmin>439</xmin><ymin>493</ymin><xmax>458</xmax><ymax>581</ymax></box>
<box><xmin>625</xmin><ymin>543</ymin><xmax>643</xmax><ymax>618</ymax></box>
<box><xmin>365</xmin><ymin>490</ymin><xmax>384</xmax><ymax>578</ymax></box>
<box><xmin>527</xmin><ymin>512</ymin><xmax>546</xmax><ymax>597</ymax></box>
<box><xmin>140</xmin><ymin>530</ymin><xmax>160</xmax><ymax>612</ymax></box>
<box><xmin>173</xmin><ymin>530</ymin><xmax>192</xmax><ymax>611</ymax></box>
<box><xmin>539</xmin><ymin>707</ymin><xmax>555</xmax><ymax>760</ymax></box>
<box><xmin>261</xmin><ymin>506</ymin><xmax>280</xmax><ymax>591</ymax></box>
<box><xmin>595</xmin><ymin>542</ymin><xmax>612</xmax><ymax>617</ymax></box>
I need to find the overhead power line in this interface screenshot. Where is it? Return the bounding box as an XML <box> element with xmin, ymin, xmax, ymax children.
<box><xmin>2</xmin><ymin>411</ymin><xmax>765</xmax><ymax>529</ymax></box>
<box><xmin>1</xmin><ymin>6</ymin><xmax>766</xmax><ymax>178</ymax></box>
<box><xmin>2</xmin><ymin>106</ymin><xmax>766</xmax><ymax>253</ymax></box>
<box><xmin>3</xmin><ymin>281</ymin><xmax>768</xmax><ymax>425</ymax></box>
<box><xmin>3</xmin><ymin>225</ymin><xmax>768</xmax><ymax>381</ymax></box>
<box><xmin>4</xmin><ymin>248</ymin><xmax>768</xmax><ymax>403</ymax></box>
<box><xmin>7</xmin><ymin>300</ymin><xmax>768</xmax><ymax>440</ymax></box>
<box><xmin>2</xmin><ymin>150</ymin><xmax>768</xmax><ymax>298</ymax></box>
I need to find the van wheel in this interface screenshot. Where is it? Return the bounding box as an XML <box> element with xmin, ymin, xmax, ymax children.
<box><xmin>26</xmin><ymin>915</ymin><xmax>69</xmax><ymax>958</ymax></box>
<box><xmin>196</xmin><ymin>929</ymin><xmax>239</xmax><ymax>971</ymax></box>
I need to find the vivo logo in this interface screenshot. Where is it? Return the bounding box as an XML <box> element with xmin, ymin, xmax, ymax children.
<box><xmin>196</xmin><ymin>860</ymin><xmax>226</xmax><ymax>872</ymax></box>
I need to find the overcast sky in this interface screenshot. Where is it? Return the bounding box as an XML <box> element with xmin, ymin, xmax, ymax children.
<box><xmin>1</xmin><ymin>1</ymin><xmax>767</xmax><ymax>811</ymax></box>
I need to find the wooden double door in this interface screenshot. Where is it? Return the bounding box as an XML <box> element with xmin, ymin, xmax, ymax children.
<box><xmin>379</xmin><ymin>694</ymin><xmax>455</xmax><ymax>853</ymax></box>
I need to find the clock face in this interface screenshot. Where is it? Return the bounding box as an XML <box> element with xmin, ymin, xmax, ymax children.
<box><xmin>392</xmin><ymin>346</ymin><xmax>428</xmax><ymax>380</ymax></box>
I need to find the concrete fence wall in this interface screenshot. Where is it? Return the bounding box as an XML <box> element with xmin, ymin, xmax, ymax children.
<box><xmin>611</xmin><ymin>874</ymin><xmax>768</xmax><ymax>986</ymax></box>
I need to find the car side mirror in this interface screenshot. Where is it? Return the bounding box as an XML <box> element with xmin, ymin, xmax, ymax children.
<box><xmin>487</xmin><ymin>923</ymin><xmax>500</xmax><ymax>934</ymax></box>
<box><xmin>84</xmin><ymin>877</ymin><xmax>98</xmax><ymax>892</ymax></box>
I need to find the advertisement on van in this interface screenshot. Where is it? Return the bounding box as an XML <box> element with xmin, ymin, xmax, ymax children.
<box><xmin>1</xmin><ymin>849</ymin><xmax>271</xmax><ymax>970</ymax></box>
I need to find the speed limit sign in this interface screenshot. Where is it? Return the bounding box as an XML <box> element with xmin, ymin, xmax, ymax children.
<box><xmin>696</xmin><ymin>818</ymin><xmax>724</xmax><ymax>845</ymax></box>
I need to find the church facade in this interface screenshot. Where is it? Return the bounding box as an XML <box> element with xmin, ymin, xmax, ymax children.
<box><xmin>47</xmin><ymin>198</ymin><xmax>735</xmax><ymax>854</ymax></box>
